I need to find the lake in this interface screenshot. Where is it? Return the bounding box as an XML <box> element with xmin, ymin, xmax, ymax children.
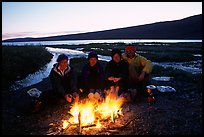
<box><xmin>2</xmin><ymin>39</ymin><xmax>202</xmax><ymax>46</ymax></box>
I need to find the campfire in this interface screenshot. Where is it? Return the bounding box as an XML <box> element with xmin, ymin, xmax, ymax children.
<box><xmin>46</xmin><ymin>89</ymin><xmax>140</xmax><ymax>135</ymax></box>
<box><xmin>64</xmin><ymin>90</ymin><xmax>125</xmax><ymax>128</ymax></box>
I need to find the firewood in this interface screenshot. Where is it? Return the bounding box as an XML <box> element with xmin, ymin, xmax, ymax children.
<box><xmin>81</xmin><ymin>124</ymin><xmax>96</xmax><ymax>128</ymax></box>
<box><xmin>109</xmin><ymin>116</ymin><xmax>138</xmax><ymax>130</ymax></box>
<box><xmin>46</xmin><ymin>131</ymin><xmax>60</xmax><ymax>135</ymax></box>
<box><xmin>78</xmin><ymin>112</ymin><xmax>82</xmax><ymax>134</ymax></box>
<box><xmin>107</xmin><ymin>129</ymin><xmax>120</xmax><ymax>133</ymax></box>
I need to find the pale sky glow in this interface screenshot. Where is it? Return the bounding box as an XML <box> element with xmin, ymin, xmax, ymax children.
<box><xmin>2</xmin><ymin>2</ymin><xmax>202</xmax><ymax>40</ymax></box>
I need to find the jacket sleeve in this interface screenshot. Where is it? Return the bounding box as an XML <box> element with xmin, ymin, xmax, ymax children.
<box><xmin>81</xmin><ymin>64</ymin><xmax>89</xmax><ymax>88</ymax></box>
<box><xmin>98</xmin><ymin>64</ymin><xmax>105</xmax><ymax>90</ymax></box>
<box><xmin>139</xmin><ymin>56</ymin><xmax>153</xmax><ymax>74</ymax></box>
<box><xmin>104</xmin><ymin>62</ymin><xmax>112</xmax><ymax>80</ymax></box>
<box><xmin>49</xmin><ymin>69</ymin><xmax>66</xmax><ymax>97</ymax></box>
<box><xmin>122</xmin><ymin>53</ymin><xmax>129</xmax><ymax>61</ymax></box>
<box><xmin>69</xmin><ymin>68</ymin><xmax>78</xmax><ymax>92</ymax></box>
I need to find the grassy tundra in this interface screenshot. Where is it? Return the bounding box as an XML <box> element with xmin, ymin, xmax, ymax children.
<box><xmin>47</xmin><ymin>42</ymin><xmax>202</xmax><ymax>62</ymax></box>
<box><xmin>2</xmin><ymin>46</ymin><xmax>53</xmax><ymax>91</ymax></box>
<box><xmin>2</xmin><ymin>42</ymin><xmax>202</xmax><ymax>91</ymax></box>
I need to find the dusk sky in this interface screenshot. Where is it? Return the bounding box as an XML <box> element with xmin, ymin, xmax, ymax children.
<box><xmin>2</xmin><ymin>2</ymin><xmax>202</xmax><ymax>40</ymax></box>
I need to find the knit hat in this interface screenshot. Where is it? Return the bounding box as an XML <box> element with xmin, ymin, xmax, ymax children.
<box><xmin>125</xmin><ymin>45</ymin><xmax>136</xmax><ymax>53</ymax></box>
<box><xmin>57</xmin><ymin>54</ymin><xmax>68</xmax><ymax>62</ymax></box>
<box><xmin>111</xmin><ymin>48</ymin><xmax>121</xmax><ymax>58</ymax></box>
<box><xmin>88</xmin><ymin>51</ymin><xmax>98</xmax><ymax>60</ymax></box>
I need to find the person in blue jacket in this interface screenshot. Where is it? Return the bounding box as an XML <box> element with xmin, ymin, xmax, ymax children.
<box><xmin>81</xmin><ymin>51</ymin><xmax>105</xmax><ymax>98</ymax></box>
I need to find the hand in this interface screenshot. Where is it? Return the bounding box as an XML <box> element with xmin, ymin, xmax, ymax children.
<box><xmin>64</xmin><ymin>94</ymin><xmax>72</xmax><ymax>103</ymax></box>
<box><xmin>108</xmin><ymin>76</ymin><xmax>114</xmax><ymax>81</ymax></box>
<box><xmin>113</xmin><ymin>77</ymin><xmax>121</xmax><ymax>83</ymax></box>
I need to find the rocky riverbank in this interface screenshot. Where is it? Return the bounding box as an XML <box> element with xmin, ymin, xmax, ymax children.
<box><xmin>2</xmin><ymin>72</ymin><xmax>202</xmax><ymax>135</ymax></box>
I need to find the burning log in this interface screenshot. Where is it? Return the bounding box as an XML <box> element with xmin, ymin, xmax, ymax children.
<box><xmin>110</xmin><ymin>111</ymin><xmax>116</xmax><ymax>123</ymax></box>
<box><xmin>82</xmin><ymin>124</ymin><xmax>97</xmax><ymax>128</ymax></box>
<box><xmin>113</xmin><ymin>112</ymin><xmax>115</xmax><ymax>123</ymax></box>
<box><xmin>107</xmin><ymin>129</ymin><xmax>120</xmax><ymax>134</ymax></box>
<box><xmin>50</xmin><ymin>88</ymin><xmax>129</xmax><ymax>135</ymax></box>
<box><xmin>47</xmin><ymin>120</ymin><xmax>77</xmax><ymax>135</ymax></box>
<box><xmin>78</xmin><ymin>111</ymin><xmax>81</xmax><ymax>134</ymax></box>
<box><xmin>47</xmin><ymin>108</ymin><xmax>138</xmax><ymax>135</ymax></box>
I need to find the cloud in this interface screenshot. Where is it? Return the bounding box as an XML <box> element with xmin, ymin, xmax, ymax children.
<box><xmin>2</xmin><ymin>30</ymin><xmax>85</xmax><ymax>40</ymax></box>
<box><xmin>46</xmin><ymin>31</ymin><xmax>84</xmax><ymax>35</ymax></box>
<box><xmin>2</xmin><ymin>31</ymin><xmax>40</xmax><ymax>40</ymax></box>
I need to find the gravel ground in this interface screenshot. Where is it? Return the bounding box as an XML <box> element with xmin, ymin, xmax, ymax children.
<box><xmin>1</xmin><ymin>76</ymin><xmax>202</xmax><ymax>135</ymax></box>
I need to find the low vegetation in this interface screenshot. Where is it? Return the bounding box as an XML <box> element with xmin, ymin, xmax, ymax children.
<box><xmin>2</xmin><ymin>42</ymin><xmax>201</xmax><ymax>90</ymax></box>
<box><xmin>2</xmin><ymin>46</ymin><xmax>53</xmax><ymax>91</ymax></box>
<box><xmin>46</xmin><ymin>42</ymin><xmax>202</xmax><ymax>62</ymax></box>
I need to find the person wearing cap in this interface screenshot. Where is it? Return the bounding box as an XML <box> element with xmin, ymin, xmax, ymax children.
<box><xmin>105</xmin><ymin>48</ymin><xmax>129</xmax><ymax>97</ymax></box>
<box><xmin>49</xmin><ymin>54</ymin><xmax>79</xmax><ymax>103</ymax></box>
<box><xmin>122</xmin><ymin>45</ymin><xmax>153</xmax><ymax>100</ymax></box>
<box><xmin>81</xmin><ymin>51</ymin><xmax>105</xmax><ymax>98</ymax></box>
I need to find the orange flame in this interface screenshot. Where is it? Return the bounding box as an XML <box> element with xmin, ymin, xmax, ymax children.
<box><xmin>63</xmin><ymin>89</ymin><xmax>125</xmax><ymax>129</ymax></box>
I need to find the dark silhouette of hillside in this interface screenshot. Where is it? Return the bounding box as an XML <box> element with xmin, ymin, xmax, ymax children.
<box><xmin>3</xmin><ymin>14</ymin><xmax>202</xmax><ymax>42</ymax></box>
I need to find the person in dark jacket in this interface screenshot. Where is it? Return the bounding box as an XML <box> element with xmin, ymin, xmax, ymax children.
<box><xmin>81</xmin><ymin>51</ymin><xmax>105</xmax><ymax>98</ymax></box>
<box><xmin>105</xmin><ymin>48</ymin><xmax>129</xmax><ymax>96</ymax></box>
<box><xmin>49</xmin><ymin>54</ymin><xmax>79</xmax><ymax>103</ymax></box>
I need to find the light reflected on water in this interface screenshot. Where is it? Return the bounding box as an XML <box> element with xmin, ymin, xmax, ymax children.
<box><xmin>2</xmin><ymin>39</ymin><xmax>202</xmax><ymax>46</ymax></box>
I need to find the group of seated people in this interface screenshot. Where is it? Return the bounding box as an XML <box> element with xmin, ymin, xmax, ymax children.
<box><xmin>49</xmin><ymin>45</ymin><xmax>153</xmax><ymax>104</ymax></box>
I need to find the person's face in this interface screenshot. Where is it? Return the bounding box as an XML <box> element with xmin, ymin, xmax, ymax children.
<box><xmin>89</xmin><ymin>57</ymin><xmax>97</xmax><ymax>67</ymax></box>
<box><xmin>126</xmin><ymin>50</ymin><xmax>135</xmax><ymax>59</ymax></box>
<box><xmin>112</xmin><ymin>53</ymin><xmax>121</xmax><ymax>63</ymax></box>
<box><xmin>59</xmin><ymin>59</ymin><xmax>68</xmax><ymax>70</ymax></box>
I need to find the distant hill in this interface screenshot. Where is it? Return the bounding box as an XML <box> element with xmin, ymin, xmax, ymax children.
<box><xmin>3</xmin><ymin>14</ymin><xmax>202</xmax><ymax>42</ymax></box>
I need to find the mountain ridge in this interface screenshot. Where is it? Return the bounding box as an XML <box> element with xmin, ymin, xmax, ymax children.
<box><xmin>3</xmin><ymin>14</ymin><xmax>202</xmax><ymax>42</ymax></box>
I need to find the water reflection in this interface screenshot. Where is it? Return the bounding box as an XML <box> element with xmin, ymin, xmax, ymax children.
<box><xmin>9</xmin><ymin>53</ymin><xmax>58</xmax><ymax>91</ymax></box>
